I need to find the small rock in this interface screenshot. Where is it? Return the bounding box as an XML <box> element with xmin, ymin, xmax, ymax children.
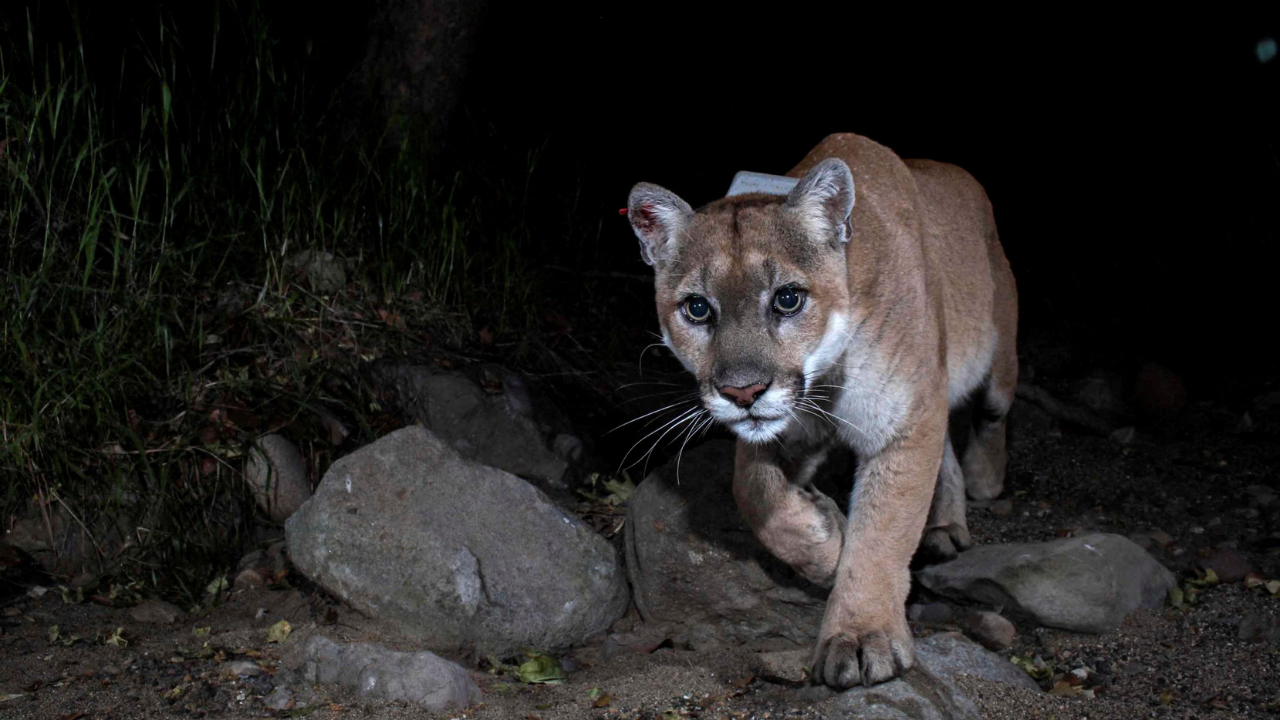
<box><xmin>284</xmin><ymin>250</ymin><xmax>347</xmax><ymax>294</ymax></box>
<box><xmin>989</xmin><ymin>499</ymin><xmax>1014</xmax><ymax>516</ymax></box>
<box><xmin>234</xmin><ymin>568</ymin><xmax>265</xmax><ymax>589</ymax></box>
<box><xmin>244</xmin><ymin>434</ymin><xmax>310</xmax><ymax>522</ymax></box>
<box><xmin>908</xmin><ymin>602</ymin><xmax>955</xmax><ymax>625</ymax></box>
<box><xmin>263</xmin><ymin>685</ymin><xmax>295</xmax><ymax>711</ymax></box>
<box><xmin>1075</xmin><ymin>371</ymin><xmax>1127</xmax><ymax>415</ymax></box>
<box><xmin>373</xmin><ymin>362</ymin><xmax>580</xmax><ymax>486</ymax></box>
<box><xmin>1245</xmin><ymin>485</ymin><xmax>1277</xmax><ymax>508</ymax></box>
<box><xmin>753</xmin><ymin>648</ymin><xmax>810</xmax><ymax>684</ymax></box>
<box><xmin>129</xmin><ymin>598</ymin><xmax>186</xmax><ymax>625</ymax></box>
<box><xmin>955</xmin><ymin>608</ymin><xmax>1016</xmax><ymax>650</ymax></box>
<box><xmin>916</xmin><ymin>533</ymin><xmax>1175</xmax><ymax>633</ymax></box>
<box><xmin>1238</xmin><ymin>614</ymin><xmax>1280</xmax><ymax>643</ymax></box>
<box><xmin>100</xmin><ymin>664</ymin><xmax>120</xmax><ymax>676</ymax></box>
<box><xmin>286</xmin><ymin>635</ymin><xmax>481</xmax><ymax>710</ymax></box>
<box><xmin>1197</xmin><ymin>547</ymin><xmax>1254</xmax><ymax>583</ymax></box>
<box><xmin>599</xmin><ymin>626</ymin><xmax>672</xmax><ymax>660</ymax></box>
<box><xmin>552</xmin><ymin>433</ymin><xmax>584</xmax><ymax>462</ymax></box>
<box><xmin>1109</xmin><ymin>426</ymin><xmax>1136</xmax><ymax>444</ymax></box>
<box><xmin>223</xmin><ymin>660</ymin><xmax>264</xmax><ymax>678</ymax></box>
<box><xmin>1129</xmin><ymin>528</ymin><xmax>1174</xmax><ymax>551</ymax></box>
<box><xmin>1253</xmin><ymin>390</ymin><xmax>1280</xmax><ymax>413</ymax></box>
<box><xmin>207</xmin><ymin>628</ymin><xmax>257</xmax><ymax>650</ymax></box>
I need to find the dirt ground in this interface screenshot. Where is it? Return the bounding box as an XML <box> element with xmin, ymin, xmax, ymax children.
<box><xmin>2</xmin><ymin>390</ymin><xmax>1279</xmax><ymax>719</ymax></box>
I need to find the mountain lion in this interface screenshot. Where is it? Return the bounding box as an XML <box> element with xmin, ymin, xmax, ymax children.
<box><xmin>626</xmin><ymin>133</ymin><xmax>1017</xmax><ymax>688</ymax></box>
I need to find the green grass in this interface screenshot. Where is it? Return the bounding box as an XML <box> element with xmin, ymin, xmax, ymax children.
<box><xmin>0</xmin><ymin>4</ymin><xmax>550</xmax><ymax>604</ymax></box>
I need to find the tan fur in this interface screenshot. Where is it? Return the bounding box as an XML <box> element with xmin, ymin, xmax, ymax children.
<box><xmin>627</xmin><ymin>133</ymin><xmax>1018</xmax><ymax>688</ymax></box>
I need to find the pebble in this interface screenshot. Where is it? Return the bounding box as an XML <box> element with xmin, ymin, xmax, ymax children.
<box><xmin>1245</xmin><ymin>485</ymin><xmax>1277</xmax><ymax>508</ymax></box>
<box><xmin>222</xmin><ymin>660</ymin><xmax>264</xmax><ymax>677</ymax></box>
<box><xmin>1237</xmin><ymin>613</ymin><xmax>1280</xmax><ymax>643</ymax></box>
<box><xmin>956</xmin><ymin>608</ymin><xmax>1017</xmax><ymax>650</ymax></box>
<box><xmin>263</xmin><ymin>685</ymin><xmax>295</xmax><ymax>710</ymax></box>
<box><xmin>1197</xmin><ymin>547</ymin><xmax>1254</xmax><ymax>583</ymax></box>
<box><xmin>129</xmin><ymin>598</ymin><xmax>186</xmax><ymax>625</ymax></box>
<box><xmin>908</xmin><ymin>601</ymin><xmax>956</xmax><ymax>625</ymax></box>
<box><xmin>1110</xmin><ymin>426</ymin><xmax>1136</xmax><ymax>444</ymax></box>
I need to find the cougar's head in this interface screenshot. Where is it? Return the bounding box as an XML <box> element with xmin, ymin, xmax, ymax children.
<box><xmin>627</xmin><ymin>159</ymin><xmax>855</xmax><ymax>444</ymax></box>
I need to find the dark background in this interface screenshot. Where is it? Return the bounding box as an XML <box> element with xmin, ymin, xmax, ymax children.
<box><xmin>14</xmin><ymin>2</ymin><xmax>1280</xmax><ymax>397</ymax></box>
<box><xmin>460</xmin><ymin>6</ymin><xmax>1280</xmax><ymax>397</ymax></box>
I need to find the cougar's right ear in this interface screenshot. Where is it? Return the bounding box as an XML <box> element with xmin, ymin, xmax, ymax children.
<box><xmin>627</xmin><ymin>183</ymin><xmax>693</xmax><ymax>267</ymax></box>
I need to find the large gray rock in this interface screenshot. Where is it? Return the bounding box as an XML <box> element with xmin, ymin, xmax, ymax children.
<box><xmin>286</xmin><ymin>635</ymin><xmax>480</xmax><ymax>710</ymax></box>
<box><xmin>373</xmin><ymin>362</ymin><xmax>579</xmax><ymax>486</ymax></box>
<box><xmin>286</xmin><ymin>426</ymin><xmax>628</xmax><ymax>655</ymax></box>
<box><xmin>916</xmin><ymin>533</ymin><xmax>1175</xmax><ymax>633</ymax></box>
<box><xmin>625</xmin><ymin>441</ymin><xmax>827</xmax><ymax>649</ymax></box>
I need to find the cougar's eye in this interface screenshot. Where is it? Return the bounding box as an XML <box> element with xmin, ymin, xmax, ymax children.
<box><xmin>773</xmin><ymin>286</ymin><xmax>805</xmax><ymax>315</ymax></box>
<box><xmin>682</xmin><ymin>295</ymin><xmax>713</xmax><ymax>324</ymax></box>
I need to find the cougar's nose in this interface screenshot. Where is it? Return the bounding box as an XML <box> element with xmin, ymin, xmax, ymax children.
<box><xmin>719</xmin><ymin>383</ymin><xmax>769</xmax><ymax>408</ymax></box>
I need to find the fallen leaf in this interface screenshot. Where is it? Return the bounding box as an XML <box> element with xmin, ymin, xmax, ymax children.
<box><xmin>1267</xmin><ymin>580</ymin><xmax>1280</xmax><ymax>597</ymax></box>
<box><xmin>1169</xmin><ymin>586</ymin><xmax>1185</xmax><ymax>609</ymax></box>
<box><xmin>1188</xmin><ymin>567</ymin><xmax>1219</xmax><ymax>587</ymax></box>
<box><xmin>205</xmin><ymin>575</ymin><xmax>229</xmax><ymax>597</ymax></box>
<box><xmin>1051</xmin><ymin>680</ymin><xmax>1084</xmax><ymax>696</ymax></box>
<box><xmin>266</xmin><ymin>620</ymin><xmax>292</xmax><ymax>644</ymax></box>
<box><xmin>193</xmin><ymin>626</ymin><xmax>211</xmax><ymax>637</ymax></box>
<box><xmin>104</xmin><ymin>627</ymin><xmax>127</xmax><ymax>647</ymax></box>
<box><xmin>602</xmin><ymin>477</ymin><xmax>636</xmax><ymax>504</ymax></box>
<box><xmin>1010</xmin><ymin>655</ymin><xmax>1053</xmax><ymax>681</ymax></box>
<box><xmin>1244</xmin><ymin>573</ymin><xmax>1265</xmax><ymax>589</ymax></box>
<box><xmin>517</xmin><ymin>653</ymin><xmax>565</xmax><ymax>685</ymax></box>
<box><xmin>0</xmin><ymin>693</ymin><xmax>26</xmax><ymax>703</ymax></box>
<box><xmin>593</xmin><ymin>693</ymin><xmax>613</xmax><ymax>708</ymax></box>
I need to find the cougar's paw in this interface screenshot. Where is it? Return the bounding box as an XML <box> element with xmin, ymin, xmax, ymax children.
<box><xmin>811</xmin><ymin>615</ymin><xmax>915</xmax><ymax>689</ymax></box>
<box><xmin>919</xmin><ymin>524</ymin><xmax>973</xmax><ymax>563</ymax></box>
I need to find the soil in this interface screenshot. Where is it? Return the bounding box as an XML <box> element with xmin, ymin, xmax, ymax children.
<box><xmin>3</xmin><ymin>377</ymin><xmax>1279</xmax><ymax>719</ymax></box>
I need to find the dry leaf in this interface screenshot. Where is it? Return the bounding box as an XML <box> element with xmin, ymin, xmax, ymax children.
<box><xmin>266</xmin><ymin>620</ymin><xmax>292</xmax><ymax>644</ymax></box>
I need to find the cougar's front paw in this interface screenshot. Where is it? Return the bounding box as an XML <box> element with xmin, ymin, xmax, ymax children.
<box><xmin>811</xmin><ymin>604</ymin><xmax>915</xmax><ymax>688</ymax></box>
<box><xmin>918</xmin><ymin>523</ymin><xmax>973</xmax><ymax>563</ymax></box>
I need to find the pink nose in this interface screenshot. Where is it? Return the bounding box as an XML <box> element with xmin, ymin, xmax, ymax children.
<box><xmin>719</xmin><ymin>383</ymin><xmax>768</xmax><ymax>408</ymax></box>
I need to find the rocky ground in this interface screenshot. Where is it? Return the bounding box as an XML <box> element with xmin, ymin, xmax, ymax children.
<box><xmin>3</xmin><ymin>358</ymin><xmax>1279</xmax><ymax>719</ymax></box>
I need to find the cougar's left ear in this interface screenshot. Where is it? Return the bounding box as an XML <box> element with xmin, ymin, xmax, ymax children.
<box><xmin>785</xmin><ymin>158</ymin><xmax>855</xmax><ymax>247</ymax></box>
<box><xmin>627</xmin><ymin>183</ymin><xmax>694</xmax><ymax>267</ymax></box>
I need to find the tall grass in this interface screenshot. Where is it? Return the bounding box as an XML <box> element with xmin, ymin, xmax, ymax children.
<box><xmin>0</xmin><ymin>3</ymin><xmax>541</xmax><ymax>602</ymax></box>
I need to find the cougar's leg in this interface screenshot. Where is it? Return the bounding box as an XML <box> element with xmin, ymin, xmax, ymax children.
<box><xmin>732</xmin><ymin>442</ymin><xmax>845</xmax><ymax>587</ymax></box>
<box><xmin>962</xmin><ymin>322</ymin><xmax>1018</xmax><ymax>501</ymax></box>
<box><xmin>920</xmin><ymin>433</ymin><xmax>972</xmax><ymax>560</ymax></box>
<box><xmin>812</xmin><ymin>398</ymin><xmax>945</xmax><ymax>689</ymax></box>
